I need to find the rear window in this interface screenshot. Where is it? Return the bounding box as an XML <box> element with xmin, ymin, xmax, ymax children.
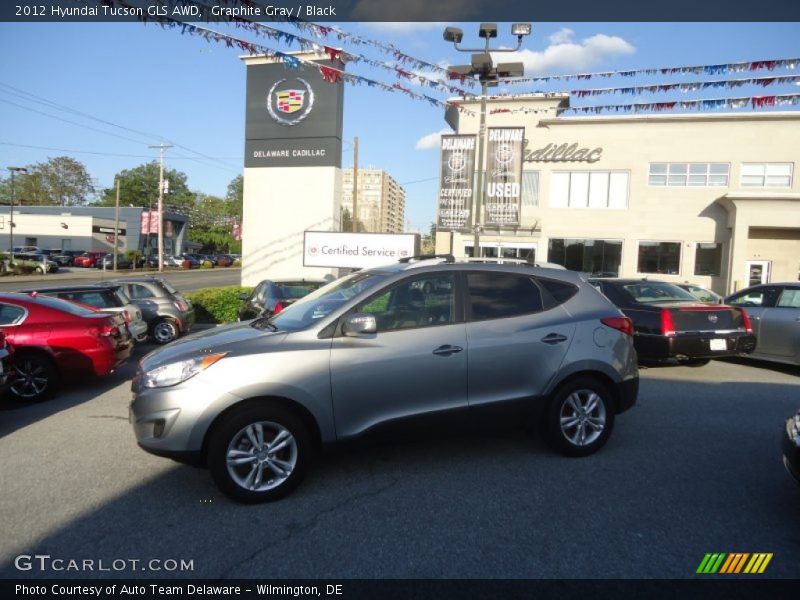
<box><xmin>157</xmin><ymin>280</ymin><xmax>179</xmax><ymax>295</ymax></box>
<box><xmin>274</xmin><ymin>282</ymin><xmax>323</xmax><ymax>300</ymax></box>
<box><xmin>467</xmin><ymin>272</ymin><xmax>543</xmax><ymax>320</ymax></box>
<box><xmin>621</xmin><ymin>282</ymin><xmax>697</xmax><ymax>303</ymax></box>
<box><xmin>59</xmin><ymin>290</ymin><xmax>118</xmax><ymax>309</ymax></box>
<box><xmin>30</xmin><ymin>294</ymin><xmax>98</xmax><ymax>316</ymax></box>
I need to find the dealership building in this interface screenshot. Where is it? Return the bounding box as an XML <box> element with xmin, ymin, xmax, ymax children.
<box><xmin>435</xmin><ymin>93</ymin><xmax>800</xmax><ymax>294</ymax></box>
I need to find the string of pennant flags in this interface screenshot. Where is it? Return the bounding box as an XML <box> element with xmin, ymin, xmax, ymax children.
<box><xmin>166</xmin><ymin>0</ymin><xmax>473</xmax><ymax>97</ymax></box>
<box><xmin>498</xmin><ymin>57</ymin><xmax>799</xmax><ymax>85</ymax></box>
<box><xmin>489</xmin><ymin>93</ymin><xmax>800</xmax><ymax>115</ymax></box>
<box><xmin>567</xmin><ymin>74</ymin><xmax>800</xmax><ymax>98</ymax></box>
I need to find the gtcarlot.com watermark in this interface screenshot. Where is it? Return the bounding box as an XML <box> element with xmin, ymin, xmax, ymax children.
<box><xmin>14</xmin><ymin>554</ymin><xmax>194</xmax><ymax>573</ymax></box>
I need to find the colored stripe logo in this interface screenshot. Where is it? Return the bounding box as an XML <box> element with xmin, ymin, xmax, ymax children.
<box><xmin>696</xmin><ymin>553</ymin><xmax>772</xmax><ymax>574</ymax></box>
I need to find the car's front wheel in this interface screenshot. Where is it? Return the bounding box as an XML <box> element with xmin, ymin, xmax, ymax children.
<box><xmin>151</xmin><ymin>318</ymin><xmax>179</xmax><ymax>344</ymax></box>
<box><xmin>545</xmin><ymin>378</ymin><xmax>616</xmax><ymax>457</ymax></box>
<box><xmin>208</xmin><ymin>404</ymin><xmax>311</xmax><ymax>503</ymax></box>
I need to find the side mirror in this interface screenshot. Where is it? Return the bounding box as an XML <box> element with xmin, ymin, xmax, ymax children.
<box><xmin>238</xmin><ymin>293</ymin><xmax>249</xmax><ymax>301</ymax></box>
<box><xmin>342</xmin><ymin>313</ymin><xmax>377</xmax><ymax>337</ymax></box>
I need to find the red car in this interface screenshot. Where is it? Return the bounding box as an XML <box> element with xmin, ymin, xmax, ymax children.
<box><xmin>0</xmin><ymin>293</ymin><xmax>133</xmax><ymax>400</ymax></box>
<box><xmin>73</xmin><ymin>251</ymin><xmax>107</xmax><ymax>268</ymax></box>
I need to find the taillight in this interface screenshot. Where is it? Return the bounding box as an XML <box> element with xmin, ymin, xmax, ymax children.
<box><xmin>173</xmin><ymin>299</ymin><xmax>187</xmax><ymax>312</ymax></box>
<box><xmin>90</xmin><ymin>320</ymin><xmax>117</xmax><ymax>337</ymax></box>
<box><xmin>273</xmin><ymin>301</ymin><xmax>285</xmax><ymax>315</ymax></box>
<box><xmin>660</xmin><ymin>308</ymin><xmax>676</xmax><ymax>337</ymax></box>
<box><xmin>739</xmin><ymin>308</ymin><xmax>753</xmax><ymax>333</ymax></box>
<box><xmin>600</xmin><ymin>316</ymin><xmax>634</xmax><ymax>337</ymax></box>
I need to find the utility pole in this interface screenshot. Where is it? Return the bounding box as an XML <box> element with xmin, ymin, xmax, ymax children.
<box><xmin>7</xmin><ymin>166</ymin><xmax>28</xmax><ymax>264</ymax></box>
<box><xmin>113</xmin><ymin>177</ymin><xmax>120</xmax><ymax>271</ymax></box>
<box><xmin>149</xmin><ymin>143</ymin><xmax>172</xmax><ymax>273</ymax></box>
<box><xmin>352</xmin><ymin>136</ymin><xmax>359</xmax><ymax>233</ymax></box>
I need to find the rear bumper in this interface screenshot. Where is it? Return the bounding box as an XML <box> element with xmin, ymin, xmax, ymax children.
<box><xmin>617</xmin><ymin>376</ymin><xmax>639</xmax><ymax>413</ymax></box>
<box><xmin>635</xmin><ymin>332</ymin><xmax>756</xmax><ymax>362</ymax></box>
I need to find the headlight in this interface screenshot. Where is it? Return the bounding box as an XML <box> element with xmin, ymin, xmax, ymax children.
<box><xmin>143</xmin><ymin>353</ymin><xmax>227</xmax><ymax>388</ymax></box>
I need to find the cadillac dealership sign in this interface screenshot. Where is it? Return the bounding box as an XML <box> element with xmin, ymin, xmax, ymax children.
<box><xmin>484</xmin><ymin>128</ymin><xmax>524</xmax><ymax>227</ymax></box>
<box><xmin>524</xmin><ymin>142</ymin><xmax>603</xmax><ymax>163</ymax></box>
<box><xmin>304</xmin><ymin>231</ymin><xmax>420</xmax><ymax>269</ymax></box>
<box><xmin>437</xmin><ymin>135</ymin><xmax>476</xmax><ymax>230</ymax></box>
<box><xmin>245</xmin><ymin>59</ymin><xmax>343</xmax><ymax>168</ymax></box>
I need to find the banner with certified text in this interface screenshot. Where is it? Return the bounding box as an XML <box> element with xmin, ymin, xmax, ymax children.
<box><xmin>437</xmin><ymin>135</ymin><xmax>476</xmax><ymax>231</ymax></box>
<box><xmin>484</xmin><ymin>127</ymin><xmax>525</xmax><ymax>228</ymax></box>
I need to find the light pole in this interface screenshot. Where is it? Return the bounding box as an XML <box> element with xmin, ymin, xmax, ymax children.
<box><xmin>443</xmin><ymin>23</ymin><xmax>530</xmax><ymax>257</ymax></box>
<box><xmin>7</xmin><ymin>166</ymin><xmax>28</xmax><ymax>264</ymax></box>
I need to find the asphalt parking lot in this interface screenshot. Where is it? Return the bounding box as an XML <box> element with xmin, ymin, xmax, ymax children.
<box><xmin>0</xmin><ymin>351</ymin><xmax>798</xmax><ymax>579</ymax></box>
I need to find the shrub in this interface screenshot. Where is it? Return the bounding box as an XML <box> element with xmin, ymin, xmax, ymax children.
<box><xmin>232</xmin><ymin>258</ymin><xmax>242</xmax><ymax>267</ymax></box>
<box><xmin>200</xmin><ymin>260</ymin><xmax>214</xmax><ymax>269</ymax></box>
<box><xmin>186</xmin><ymin>286</ymin><xmax>252</xmax><ymax>324</ymax></box>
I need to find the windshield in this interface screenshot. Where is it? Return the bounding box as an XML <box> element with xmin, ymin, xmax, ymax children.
<box><xmin>261</xmin><ymin>272</ymin><xmax>388</xmax><ymax>332</ymax></box>
<box><xmin>622</xmin><ymin>282</ymin><xmax>698</xmax><ymax>303</ymax></box>
<box><xmin>274</xmin><ymin>282</ymin><xmax>325</xmax><ymax>300</ymax></box>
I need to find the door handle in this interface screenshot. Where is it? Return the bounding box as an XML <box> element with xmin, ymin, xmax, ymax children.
<box><xmin>432</xmin><ymin>344</ymin><xmax>463</xmax><ymax>356</ymax></box>
<box><xmin>541</xmin><ymin>333</ymin><xmax>568</xmax><ymax>344</ymax></box>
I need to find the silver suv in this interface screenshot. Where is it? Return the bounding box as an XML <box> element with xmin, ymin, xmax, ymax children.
<box><xmin>130</xmin><ymin>259</ymin><xmax>639</xmax><ymax>503</ymax></box>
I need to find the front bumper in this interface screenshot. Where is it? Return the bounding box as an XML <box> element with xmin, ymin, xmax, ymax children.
<box><xmin>783</xmin><ymin>414</ymin><xmax>800</xmax><ymax>485</ymax></box>
<box><xmin>635</xmin><ymin>332</ymin><xmax>756</xmax><ymax>362</ymax></box>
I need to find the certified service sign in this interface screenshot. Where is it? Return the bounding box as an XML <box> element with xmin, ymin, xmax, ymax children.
<box><xmin>267</xmin><ymin>78</ymin><xmax>314</xmax><ymax>126</ymax></box>
<box><xmin>304</xmin><ymin>231</ymin><xmax>419</xmax><ymax>269</ymax></box>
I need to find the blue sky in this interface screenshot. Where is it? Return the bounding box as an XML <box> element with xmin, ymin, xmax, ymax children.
<box><xmin>0</xmin><ymin>21</ymin><xmax>798</xmax><ymax>231</ymax></box>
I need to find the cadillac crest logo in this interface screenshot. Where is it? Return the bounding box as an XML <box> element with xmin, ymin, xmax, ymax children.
<box><xmin>267</xmin><ymin>78</ymin><xmax>314</xmax><ymax>126</ymax></box>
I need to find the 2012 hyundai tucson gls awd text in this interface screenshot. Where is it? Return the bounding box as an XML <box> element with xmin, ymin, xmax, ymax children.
<box><xmin>130</xmin><ymin>257</ymin><xmax>639</xmax><ymax>503</ymax></box>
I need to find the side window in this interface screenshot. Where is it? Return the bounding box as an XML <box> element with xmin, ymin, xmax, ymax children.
<box><xmin>256</xmin><ymin>283</ymin><xmax>269</xmax><ymax>303</ymax></box>
<box><xmin>129</xmin><ymin>284</ymin><xmax>155</xmax><ymax>299</ymax></box>
<box><xmin>357</xmin><ymin>274</ymin><xmax>456</xmax><ymax>332</ymax></box>
<box><xmin>467</xmin><ymin>272</ymin><xmax>543</xmax><ymax>321</ymax></box>
<box><xmin>538</xmin><ymin>278</ymin><xmax>579</xmax><ymax>308</ymax></box>
<box><xmin>776</xmin><ymin>288</ymin><xmax>800</xmax><ymax>308</ymax></box>
<box><xmin>728</xmin><ymin>287</ymin><xmax>780</xmax><ymax>308</ymax></box>
<box><xmin>0</xmin><ymin>303</ymin><xmax>26</xmax><ymax>325</ymax></box>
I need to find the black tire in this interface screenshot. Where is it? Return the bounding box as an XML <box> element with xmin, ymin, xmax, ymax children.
<box><xmin>207</xmin><ymin>404</ymin><xmax>312</xmax><ymax>503</ymax></box>
<box><xmin>545</xmin><ymin>377</ymin><xmax>616</xmax><ymax>457</ymax></box>
<box><xmin>685</xmin><ymin>359</ymin><xmax>710</xmax><ymax>367</ymax></box>
<box><xmin>10</xmin><ymin>353</ymin><xmax>58</xmax><ymax>401</ymax></box>
<box><xmin>151</xmin><ymin>318</ymin><xmax>179</xmax><ymax>345</ymax></box>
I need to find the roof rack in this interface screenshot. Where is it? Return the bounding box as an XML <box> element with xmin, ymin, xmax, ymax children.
<box><xmin>398</xmin><ymin>254</ymin><xmax>455</xmax><ymax>264</ymax></box>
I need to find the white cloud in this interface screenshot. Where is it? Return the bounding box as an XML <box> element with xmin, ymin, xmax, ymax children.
<box><xmin>492</xmin><ymin>32</ymin><xmax>636</xmax><ymax>77</ymax></box>
<box><xmin>548</xmin><ymin>28</ymin><xmax>575</xmax><ymax>45</ymax></box>
<box><xmin>415</xmin><ymin>128</ymin><xmax>452</xmax><ymax>150</ymax></box>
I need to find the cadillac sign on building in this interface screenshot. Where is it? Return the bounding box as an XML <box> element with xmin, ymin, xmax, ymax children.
<box><xmin>245</xmin><ymin>59</ymin><xmax>344</xmax><ymax>168</ymax></box>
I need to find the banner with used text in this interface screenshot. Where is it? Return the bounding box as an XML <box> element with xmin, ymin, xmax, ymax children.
<box><xmin>484</xmin><ymin>127</ymin><xmax>525</xmax><ymax>228</ymax></box>
<box><xmin>437</xmin><ymin>135</ymin><xmax>476</xmax><ymax>231</ymax></box>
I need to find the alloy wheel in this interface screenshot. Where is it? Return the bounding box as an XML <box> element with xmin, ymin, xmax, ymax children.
<box><xmin>226</xmin><ymin>421</ymin><xmax>298</xmax><ymax>492</ymax></box>
<box><xmin>11</xmin><ymin>358</ymin><xmax>50</xmax><ymax>399</ymax></box>
<box><xmin>559</xmin><ymin>389</ymin><xmax>607</xmax><ymax>447</ymax></box>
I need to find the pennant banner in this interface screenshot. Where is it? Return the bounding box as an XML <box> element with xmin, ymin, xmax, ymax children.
<box><xmin>568</xmin><ymin>74</ymin><xmax>800</xmax><ymax>98</ymax></box>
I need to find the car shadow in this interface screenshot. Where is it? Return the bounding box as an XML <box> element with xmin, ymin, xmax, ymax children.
<box><xmin>719</xmin><ymin>356</ymin><xmax>800</xmax><ymax>377</ymax></box>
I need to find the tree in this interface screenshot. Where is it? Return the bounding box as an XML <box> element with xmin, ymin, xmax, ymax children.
<box><xmin>225</xmin><ymin>174</ymin><xmax>243</xmax><ymax>219</ymax></box>
<box><xmin>0</xmin><ymin>156</ymin><xmax>95</xmax><ymax>206</ymax></box>
<box><xmin>96</xmin><ymin>161</ymin><xmax>195</xmax><ymax>210</ymax></box>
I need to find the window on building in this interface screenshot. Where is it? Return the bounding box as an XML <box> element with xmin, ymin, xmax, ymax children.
<box><xmin>466</xmin><ymin>272</ymin><xmax>543</xmax><ymax>320</ymax></box>
<box><xmin>24</xmin><ymin>237</ymin><xmax>37</xmax><ymax>247</ymax></box>
<box><xmin>637</xmin><ymin>241</ymin><xmax>681</xmax><ymax>275</ymax></box>
<box><xmin>463</xmin><ymin>244</ymin><xmax>536</xmax><ymax>261</ymax></box>
<box><xmin>548</xmin><ymin>239</ymin><xmax>623</xmax><ymax>276</ymax></box>
<box><xmin>694</xmin><ymin>243</ymin><xmax>723</xmax><ymax>277</ymax></box>
<box><xmin>740</xmin><ymin>163</ymin><xmax>793</xmax><ymax>187</ymax></box>
<box><xmin>521</xmin><ymin>171</ymin><xmax>539</xmax><ymax>207</ymax></box>
<box><xmin>550</xmin><ymin>172</ymin><xmax>628</xmax><ymax>209</ymax></box>
<box><xmin>648</xmin><ymin>163</ymin><xmax>729</xmax><ymax>187</ymax></box>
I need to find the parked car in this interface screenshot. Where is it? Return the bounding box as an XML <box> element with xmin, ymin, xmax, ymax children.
<box><xmin>20</xmin><ymin>284</ymin><xmax>149</xmax><ymax>343</ymax></box>
<box><xmin>111</xmin><ymin>277</ymin><xmax>195</xmax><ymax>344</ymax></box>
<box><xmin>50</xmin><ymin>250</ymin><xmax>82</xmax><ymax>266</ymax></box>
<box><xmin>73</xmin><ymin>251</ymin><xmax>107</xmax><ymax>268</ymax></box>
<box><xmin>675</xmin><ymin>283</ymin><xmax>723</xmax><ymax>304</ymax></box>
<box><xmin>96</xmin><ymin>253</ymin><xmax>132</xmax><ymax>270</ymax></box>
<box><xmin>0</xmin><ymin>330</ymin><xmax>14</xmax><ymax>395</ymax></box>
<box><xmin>725</xmin><ymin>283</ymin><xmax>800</xmax><ymax>366</ymax></box>
<box><xmin>215</xmin><ymin>254</ymin><xmax>233</xmax><ymax>267</ymax></box>
<box><xmin>131</xmin><ymin>258</ymin><xmax>639</xmax><ymax>503</ymax></box>
<box><xmin>590</xmin><ymin>278</ymin><xmax>756</xmax><ymax>366</ymax></box>
<box><xmin>12</xmin><ymin>246</ymin><xmax>41</xmax><ymax>254</ymax></box>
<box><xmin>0</xmin><ymin>292</ymin><xmax>132</xmax><ymax>400</ymax></box>
<box><xmin>10</xmin><ymin>253</ymin><xmax>59</xmax><ymax>274</ymax></box>
<box><xmin>238</xmin><ymin>279</ymin><xmax>327</xmax><ymax>321</ymax></box>
<box><xmin>784</xmin><ymin>407</ymin><xmax>800</xmax><ymax>485</ymax></box>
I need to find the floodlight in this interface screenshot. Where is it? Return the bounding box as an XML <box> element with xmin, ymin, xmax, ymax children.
<box><xmin>478</xmin><ymin>23</ymin><xmax>498</xmax><ymax>39</ymax></box>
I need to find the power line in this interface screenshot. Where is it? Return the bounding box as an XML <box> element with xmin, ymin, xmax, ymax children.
<box><xmin>0</xmin><ymin>141</ymin><xmax>242</xmax><ymax>160</ymax></box>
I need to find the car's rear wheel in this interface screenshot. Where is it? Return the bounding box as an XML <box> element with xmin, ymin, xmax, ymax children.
<box><xmin>151</xmin><ymin>318</ymin><xmax>179</xmax><ymax>344</ymax></box>
<box><xmin>545</xmin><ymin>378</ymin><xmax>615</xmax><ymax>457</ymax></box>
<box><xmin>208</xmin><ymin>404</ymin><xmax>311</xmax><ymax>503</ymax></box>
<box><xmin>10</xmin><ymin>353</ymin><xmax>58</xmax><ymax>401</ymax></box>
